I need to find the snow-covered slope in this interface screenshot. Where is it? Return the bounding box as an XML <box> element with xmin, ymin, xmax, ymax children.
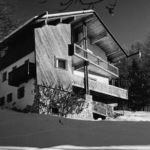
<box><xmin>110</xmin><ymin>111</ymin><xmax>150</xmax><ymax>121</ymax></box>
<box><xmin>1</xmin><ymin>109</ymin><xmax>150</xmax><ymax>148</ymax></box>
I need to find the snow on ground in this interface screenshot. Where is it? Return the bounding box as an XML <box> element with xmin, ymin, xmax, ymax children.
<box><xmin>50</xmin><ymin>145</ymin><xmax>150</xmax><ymax>150</ymax></box>
<box><xmin>109</xmin><ymin>111</ymin><xmax>150</xmax><ymax>121</ymax></box>
<box><xmin>1</xmin><ymin>145</ymin><xmax>150</xmax><ymax>150</ymax></box>
<box><xmin>1</xmin><ymin>109</ymin><xmax>150</xmax><ymax>148</ymax></box>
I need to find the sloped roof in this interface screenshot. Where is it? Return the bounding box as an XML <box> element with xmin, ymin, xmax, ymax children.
<box><xmin>0</xmin><ymin>10</ymin><xmax>128</xmax><ymax>63</ymax></box>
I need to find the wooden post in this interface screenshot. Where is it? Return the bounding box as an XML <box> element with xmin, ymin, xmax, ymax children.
<box><xmin>83</xmin><ymin>23</ymin><xmax>89</xmax><ymax>95</ymax></box>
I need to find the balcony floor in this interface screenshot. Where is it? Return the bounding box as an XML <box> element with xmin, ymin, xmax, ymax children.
<box><xmin>73</xmin><ymin>75</ymin><xmax>128</xmax><ymax>101</ymax></box>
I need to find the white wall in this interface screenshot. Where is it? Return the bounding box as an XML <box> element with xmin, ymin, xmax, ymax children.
<box><xmin>0</xmin><ymin>52</ymin><xmax>35</xmax><ymax>109</ymax></box>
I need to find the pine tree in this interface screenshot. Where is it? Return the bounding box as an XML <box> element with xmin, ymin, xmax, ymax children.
<box><xmin>128</xmin><ymin>58</ymin><xmax>150</xmax><ymax>111</ymax></box>
<box><xmin>0</xmin><ymin>0</ymin><xmax>17</xmax><ymax>40</ymax></box>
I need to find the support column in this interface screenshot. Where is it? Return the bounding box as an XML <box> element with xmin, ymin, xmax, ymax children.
<box><xmin>83</xmin><ymin>94</ymin><xmax>93</xmax><ymax>119</ymax></box>
<box><xmin>67</xmin><ymin>94</ymin><xmax>93</xmax><ymax>120</ymax></box>
<box><xmin>83</xmin><ymin>23</ymin><xmax>90</xmax><ymax>95</ymax></box>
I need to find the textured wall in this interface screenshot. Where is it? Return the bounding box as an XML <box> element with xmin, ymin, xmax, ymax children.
<box><xmin>0</xmin><ymin>52</ymin><xmax>35</xmax><ymax>109</ymax></box>
<box><xmin>35</xmin><ymin>24</ymin><xmax>72</xmax><ymax>88</ymax></box>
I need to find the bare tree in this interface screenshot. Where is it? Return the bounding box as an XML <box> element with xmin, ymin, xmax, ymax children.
<box><xmin>0</xmin><ymin>0</ymin><xmax>17</xmax><ymax>40</ymax></box>
<box><xmin>37</xmin><ymin>83</ymin><xmax>85</xmax><ymax>118</ymax></box>
<box><xmin>38</xmin><ymin>0</ymin><xmax>119</xmax><ymax>15</ymax></box>
<box><xmin>59</xmin><ymin>0</ymin><xmax>105</xmax><ymax>11</ymax></box>
<box><xmin>0</xmin><ymin>0</ymin><xmax>19</xmax><ymax>59</ymax></box>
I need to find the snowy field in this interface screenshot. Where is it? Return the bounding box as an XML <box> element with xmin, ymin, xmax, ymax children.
<box><xmin>1</xmin><ymin>109</ymin><xmax>150</xmax><ymax>149</ymax></box>
<box><xmin>110</xmin><ymin>111</ymin><xmax>150</xmax><ymax>121</ymax></box>
<box><xmin>1</xmin><ymin>145</ymin><xmax>150</xmax><ymax>150</ymax></box>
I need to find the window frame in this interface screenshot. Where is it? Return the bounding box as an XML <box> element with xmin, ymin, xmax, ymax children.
<box><xmin>2</xmin><ymin>71</ymin><xmax>7</xmax><ymax>82</ymax></box>
<box><xmin>0</xmin><ymin>97</ymin><xmax>5</xmax><ymax>106</ymax></box>
<box><xmin>7</xmin><ymin>93</ymin><xmax>12</xmax><ymax>103</ymax></box>
<box><xmin>17</xmin><ymin>87</ymin><xmax>25</xmax><ymax>99</ymax></box>
<box><xmin>55</xmin><ymin>57</ymin><xmax>68</xmax><ymax>70</ymax></box>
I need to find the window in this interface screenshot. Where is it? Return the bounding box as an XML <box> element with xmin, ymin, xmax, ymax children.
<box><xmin>0</xmin><ymin>97</ymin><xmax>5</xmax><ymax>106</ymax></box>
<box><xmin>7</xmin><ymin>93</ymin><xmax>12</xmax><ymax>103</ymax></box>
<box><xmin>2</xmin><ymin>72</ymin><xmax>7</xmax><ymax>82</ymax></box>
<box><xmin>0</xmin><ymin>46</ymin><xmax>8</xmax><ymax>58</ymax></box>
<box><xmin>55</xmin><ymin>58</ymin><xmax>67</xmax><ymax>70</ymax></box>
<box><xmin>58</xmin><ymin>59</ymin><xmax>67</xmax><ymax>69</ymax></box>
<box><xmin>72</xmin><ymin>25</ymin><xmax>83</xmax><ymax>44</ymax></box>
<box><xmin>17</xmin><ymin>87</ymin><xmax>25</xmax><ymax>99</ymax></box>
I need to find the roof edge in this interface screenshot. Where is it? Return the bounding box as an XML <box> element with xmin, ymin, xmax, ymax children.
<box><xmin>0</xmin><ymin>11</ymin><xmax>48</xmax><ymax>45</ymax></box>
<box><xmin>0</xmin><ymin>10</ymin><xmax>94</xmax><ymax>45</ymax></box>
<box><xmin>93</xmin><ymin>11</ymin><xmax>128</xmax><ymax>59</ymax></box>
<box><xmin>42</xmin><ymin>10</ymin><xmax>94</xmax><ymax>19</ymax></box>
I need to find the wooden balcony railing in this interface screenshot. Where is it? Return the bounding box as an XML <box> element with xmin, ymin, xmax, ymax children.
<box><xmin>69</xmin><ymin>43</ymin><xmax>119</xmax><ymax>78</ymax></box>
<box><xmin>8</xmin><ymin>62</ymin><xmax>36</xmax><ymax>87</ymax></box>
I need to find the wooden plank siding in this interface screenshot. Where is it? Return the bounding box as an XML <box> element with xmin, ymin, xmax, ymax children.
<box><xmin>35</xmin><ymin>24</ymin><xmax>72</xmax><ymax>88</ymax></box>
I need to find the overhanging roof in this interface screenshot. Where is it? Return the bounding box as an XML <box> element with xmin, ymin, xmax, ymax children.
<box><xmin>0</xmin><ymin>10</ymin><xmax>128</xmax><ymax>63</ymax></box>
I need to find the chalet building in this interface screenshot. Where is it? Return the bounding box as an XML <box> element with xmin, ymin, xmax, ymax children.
<box><xmin>0</xmin><ymin>10</ymin><xmax>128</xmax><ymax>119</ymax></box>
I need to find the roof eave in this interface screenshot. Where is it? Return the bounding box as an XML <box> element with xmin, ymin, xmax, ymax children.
<box><xmin>0</xmin><ymin>10</ymin><xmax>95</xmax><ymax>45</ymax></box>
<box><xmin>93</xmin><ymin>11</ymin><xmax>128</xmax><ymax>59</ymax></box>
<box><xmin>0</xmin><ymin>11</ymin><xmax>47</xmax><ymax>45</ymax></box>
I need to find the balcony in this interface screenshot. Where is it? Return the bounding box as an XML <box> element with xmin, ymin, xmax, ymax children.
<box><xmin>73</xmin><ymin>75</ymin><xmax>128</xmax><ymax>100</ymax></box>
<box><xmin>69</xmin><ymin>43</ymin><xmax>119</xmax><ymax>78</ymax></box>
<box><xmin>93</xmin><ymin>101</ymin><xmax>114</xmax><ymax>118</ymax></box>
<box><xmin>8</xmin><ymin>62</ymin><xmax>36</xmax><ymax>87</ymax></box>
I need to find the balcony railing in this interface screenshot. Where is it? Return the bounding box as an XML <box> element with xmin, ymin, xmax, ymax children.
<box><xmin>69</xmin><ymin>43</ymin><xmax>119</xmax><ymax>78</ymax></box>
<box><xmin>73</xmin><ymin>75</ymin><xmax>128</xmax><ymax>100</ymax></box>
<box><xmin>110</xmin><ymin>78</ymin><xmax>129</xmax><ymax>89</ymax></box>
<box><xmin>8</xmin><ymin>62</ymin><xmax>36</xmax><ymax>87</ymax></box>
<box><xmin>93</xmin><ymin>101</ymin><xmax>114</xmax><ymax>117</ymax></box>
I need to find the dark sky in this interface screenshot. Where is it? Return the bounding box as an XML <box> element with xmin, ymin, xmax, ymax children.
<box><xmin>8</xmin><ymin>0</ymin><xmax>150</xmax><ymax>49</ymax></box>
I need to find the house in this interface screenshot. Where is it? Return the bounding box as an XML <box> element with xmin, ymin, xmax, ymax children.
<box><xmin>0</xmin><ymin>10</ymin><xmax>128</xmax><ymax>119</ymax></box>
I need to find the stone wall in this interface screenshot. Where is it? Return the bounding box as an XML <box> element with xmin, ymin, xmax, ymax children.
<box><xmin>67</xmin><ymin>94</ymin><xmax>93</xmax><ymax>120</ymax></box>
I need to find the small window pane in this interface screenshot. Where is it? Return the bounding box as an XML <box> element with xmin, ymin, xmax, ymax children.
<box><xmin>18</xmin><ymin>87</ymin><xmax>25</xmax><ymax>99</ymax></box>
<box><xmin>58</xmin><ymin>59</ymin><xmax>66</xmax><ymax>69</ymax></box>
<box><xmin>55</xmin><ymin>57</ymin><xmax>67</xmax><ymax>70</ymax></box>
<box><xmin>0</xmin><ymin>97</ymin><xmax>5</xmax><ymax>106</ymax></box>
<box><xmin>2</xmin><ymin>72</ymin><xmax>7</xmax><ymax>82</ymax></box>
<box><xmin>7</xmin><ymin>93</ymin><xmax>12</xmax><ymax>103</ymax></box>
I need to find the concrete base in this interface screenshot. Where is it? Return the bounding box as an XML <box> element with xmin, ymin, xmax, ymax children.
<box><xmin>68</xmin><ymin>94</ymin><xmax>93</xmax><ymax>120</ymax></box>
